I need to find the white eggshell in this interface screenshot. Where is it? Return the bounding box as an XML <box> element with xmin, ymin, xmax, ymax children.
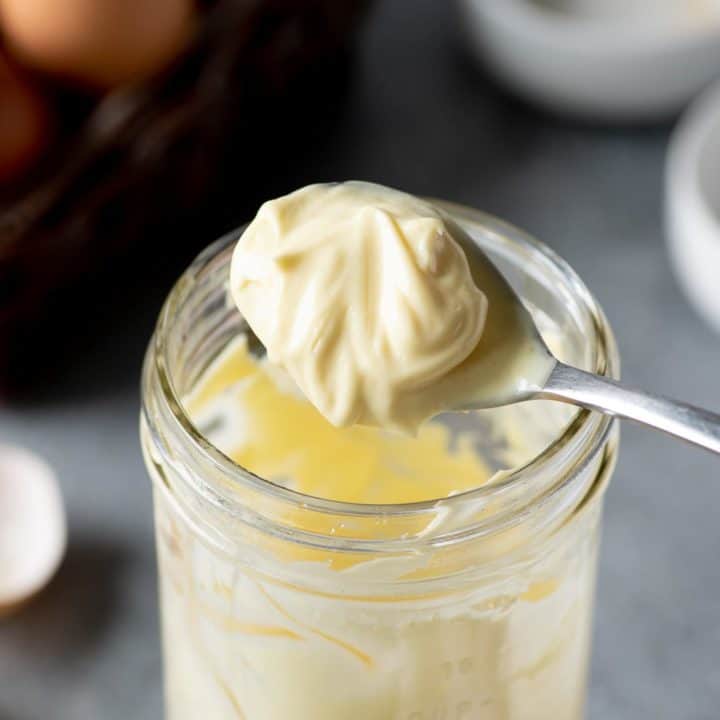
<box><xmin>0</xmin><ymin>445</ymin><xmax>67</xmax><ymax>615</ymax></box>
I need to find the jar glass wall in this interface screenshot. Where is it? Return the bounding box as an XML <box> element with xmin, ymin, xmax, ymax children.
<box><xmin>141</xmin><ymin>203</ymin><xmax>620</xmax><ymax>720</ymax></box>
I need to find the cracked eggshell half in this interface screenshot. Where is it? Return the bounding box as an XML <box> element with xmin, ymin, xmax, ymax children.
<box><xmin>0</xmin><ymin>445</ymin><xmax>67</xmax><ymax>616</ymax></box>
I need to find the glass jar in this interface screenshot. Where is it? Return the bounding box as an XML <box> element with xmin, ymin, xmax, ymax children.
<box><xmin>141</xmin><ymin>202</ymin><xmax>620</xmax><ymax>720</ymax></box>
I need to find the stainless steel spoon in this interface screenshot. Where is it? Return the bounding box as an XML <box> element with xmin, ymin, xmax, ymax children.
<box><xmin>448</xmin><ymin>218</ymin><xmax>720</xmax><ymax>456</ymax></box>
<box><xmin>539</xmin><ymin>362</ymin><xmax>720</xmax><ymax>454</ymax></box>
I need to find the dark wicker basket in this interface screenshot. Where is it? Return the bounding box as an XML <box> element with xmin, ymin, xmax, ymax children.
<box><xmin>0</xmin><ymin>0</ymin><xmax>369</xmax><ymax>396</ymax></box>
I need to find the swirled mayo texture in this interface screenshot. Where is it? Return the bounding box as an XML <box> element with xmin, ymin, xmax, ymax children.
<box><xmin>230</xmin><ymin>182</ymin><xmax>488</xmax><ymax>432</ymax></box>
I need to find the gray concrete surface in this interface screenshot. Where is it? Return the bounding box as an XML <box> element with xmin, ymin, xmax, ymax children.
<box><xmin>2</xmin><ymin>1</ymin><xmax>720</xmax><ymax>718</ymax></box>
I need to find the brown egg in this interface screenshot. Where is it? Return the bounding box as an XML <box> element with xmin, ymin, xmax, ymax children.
<box><xmin>0</xmin><ymin>0</ymin><xmax>196</xmax><ymax>89</ymax></box>
<box><xmin>0</xmin><ymin>53</ymin><xmax>49</xmax><ymax>182</ymax></box>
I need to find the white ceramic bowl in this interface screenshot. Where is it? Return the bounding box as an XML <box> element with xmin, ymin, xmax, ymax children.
<box><xmin>459</xmin><ymin>0</ymin><xmax>720</xmax><ymax>121</ymax></box>
<box><xmin>666</xmin><ymin>80</ymin><xmax>720</xmax><ymax>333</ymax></box>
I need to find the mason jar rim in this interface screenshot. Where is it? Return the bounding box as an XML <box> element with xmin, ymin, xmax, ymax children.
<box><xmin>144</xmin><ymin>201</ymin><xmax>619</xmax><ymax>550</ymax></box>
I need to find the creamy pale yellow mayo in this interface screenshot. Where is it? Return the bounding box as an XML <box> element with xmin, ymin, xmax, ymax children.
<box><xmin>231</xmin><ymin>182</ymin><xmax>553</xmax><ymax>435</ymax></box>
<box><xmin>153</xmin><ymin>185</ymin><xmax>596</xmax><ymax>720</ymax></box>
<box><xmin>230</xmin><ymin>182</ymin><xmax>489</xmax><ymax>433</ymax></box>
<box><xmin>187</xmin><ymin>336</ymin><xmax>493</xmax><ymax>505</ymax></box>
<box><xmin>154</xmin><ymin>338</ymin><xmax>593</xmax><ymax>720</ymax></box>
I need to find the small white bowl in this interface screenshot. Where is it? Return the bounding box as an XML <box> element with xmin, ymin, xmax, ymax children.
<box><xmin>459</xmin><ymin>0</ymin><xmax>720</xmax><ymax>121</ymax></box>
<box><xmin>666</xmin><ymin>80</ymin><xmax>720</xmax><ymax>333</ymax></box>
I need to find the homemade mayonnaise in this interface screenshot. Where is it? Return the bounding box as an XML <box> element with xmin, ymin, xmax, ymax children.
<box><xmin>143</xmin><ymin>186</ymin><xmax>613</xmax><ymax>720</ymax></box>
<box><xmin>231</xmin><ymin>182</ymin><xmax>491</xmax><ymax>433</ymax></box>
<box><xmin>152</xmin><ymin>337</ymin><xmax>595</xmax><ymax>720</ymax></box>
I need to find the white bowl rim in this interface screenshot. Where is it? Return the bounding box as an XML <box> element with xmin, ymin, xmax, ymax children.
<box><xmin>668</xmin><ymin>80</ymin><xmax>720</xmax><ymax>249</ymax></box>
<box><xmin>666</xmin><ymin>79</ymin><xmax>720</xmax><ymax>331</ymax></box>
<box><xmin>466</xmin><ymin>0</ymin><xmax>720</xmax><ymax>51</ymax></box>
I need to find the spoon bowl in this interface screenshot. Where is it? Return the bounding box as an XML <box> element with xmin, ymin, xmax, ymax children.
<box><xmin>453</xmin><ymin>220</ymin><xmax>720</xmax><ymax>455</ymax></box>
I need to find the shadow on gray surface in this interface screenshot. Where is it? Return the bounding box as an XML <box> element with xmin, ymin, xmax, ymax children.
<box><xmin>0</xmin><ymin>535</ymin><xmax>129</xmax><ymax>665</ymax></box>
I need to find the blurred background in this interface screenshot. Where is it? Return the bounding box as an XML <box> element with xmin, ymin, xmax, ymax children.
<box><xmin>1</xmin><ymin>0</ymin><xmax>720</xmax><ymax>718</ymax></box>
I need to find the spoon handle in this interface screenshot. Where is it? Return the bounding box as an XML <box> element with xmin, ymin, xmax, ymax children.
<box><xmin>540</xmin><ymin>362</ymin><xmax>720</xmax><ymax>455</ymax></box>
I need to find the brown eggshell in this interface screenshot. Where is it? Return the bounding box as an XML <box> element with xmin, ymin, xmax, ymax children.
<box><xmin>0</xmin><ymin>0</ymin><xmax>196</xmax><ymax>89</ymax></box>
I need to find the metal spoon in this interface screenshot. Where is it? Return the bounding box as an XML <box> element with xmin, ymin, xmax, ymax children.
<box><xmin>447</xmin><ymin>218</ymin><xmax>720</xmax><ymax>456</ymax></box>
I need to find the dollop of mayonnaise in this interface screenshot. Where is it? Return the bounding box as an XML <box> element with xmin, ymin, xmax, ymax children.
<box><xmin>230</xmin><ymin>182</ymin><xmax>488</xmax><ymax>432</ymax></box>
